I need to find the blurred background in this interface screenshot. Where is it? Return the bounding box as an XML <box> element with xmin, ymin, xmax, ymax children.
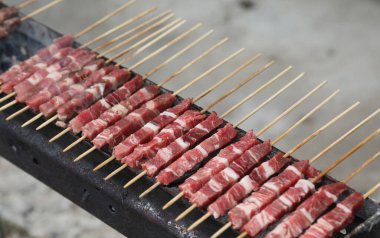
<box><xmin>1</xmin><ymin>0</ymin><xmax>380</xmax><ymax>237</ymax></box>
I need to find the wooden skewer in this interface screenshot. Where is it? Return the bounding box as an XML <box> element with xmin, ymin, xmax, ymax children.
<box><xmin>256</xmin><ymin>81</ymin><xmax>327</xmax><ymax>136</ymax></box>
<box><xmin>343</xmin><ymin>151</ymin><xmax>380</xmax><ymax>184</ymax></box>
<box><xmin>49</xmin><ymin>127</ymin><xmax>71</xmax><ymax>143</ymax></box>
<box><xmin>309</xmin><ymin>108</ymin><xmax>380</xmax><ymax>164</ymax></box>
<box><xmin>80</xmin><ymin>7</ymin><xmax>157</xmax><ymax>49</ymax></box>
<box><xmin>157</xmin><ymin>38</ymin><xmax>228</xmax><ymax>87</ymax></box>
<box><xmin>312</xmin><ymin>128</ymin><xmax>380</xmax><ymax>183</ymax></box>
<box><xmin>74</xmin><ymin>0</ymin><xmax>137</xmax><ymax>38</ymax></box>
<box><xmin>127</xmin><ymin>23</ymin><xmax>203</xmax><ymax>70</ymax></box>
<box><xmin>232</xmin><ymin>72</ymin><xmax>303</xmax><ymax>126</ymax></box>
<box><xmin>212</xmin><ymin>222</ymin><xmax>232</xmax><ymax>238</ymax></box>
<box><xmin>220</xmin><ymin>66</ymin><xmax>292</xmax><ymax>118</ymax></box>
<box><xmin>142</xmin><ymin>30</ymin><xmax>214</xmax><ymax>80</ymax></box>
<box><xmin>5</xmin><ymin>105</ymin><xmax>29</xmax><ymax>120</ymax></box>
<box><xmin>0</xmin><ymin>99</ymin><xmax>17</xmax><ymax>111</ymax></box>
<box><xmin>63</xmin><ymin>135</ymin><xmax>85</xmax><ymax>153</ymax></box>
<box><xmin>104</xmin><ymin>48</ymin><xmax>245</xmax><ymax>178</ymax></box>
<box><xmin>94</xmin><ymin>10</ymin><xmax>173</xmax><ymax>52</ymax></box>
<box><xmin>285</xmin><ymin>102</ymin><xmax>360</xmax><ymax>159</ymax></box>
<box><xmin>73</xmin><ymin>145</ymin><xmax>97</xmax><ymax>162</ymax></box>
<box><xmin>271</xmin><ymin>90</ymin><xmax>340</xmax><ymax>145</ymax></box>
<box><xmin>200</xmin><ymin>59</ymin><xmax>275</xmax><ymax>113</ymax></box>
<box><xmin>21</xmin><ymin>112</ymin><xmax>43</xmax><ymax>127</ymax></box>
<box><xmin>0</xmin><ymin>92</ymin><xmax>16</xmax><ymax>104</ymax></box>
<box><xmin>21</xmin><ymin>0</ymin><xmax>64</xmax><ymax>22</ymax></box>
<box><xmin>364</xmin><ymin>182</ymin><xmax>380</xmax><ymax>199</ymax></box>
<box><xmin>95</xmin><ymin>51</ymin><xmax>256</xmax><ymax>173</ymax></box>
<box><xmin>99</xmin><ymin>16</ymin><xmax>178</xmax><ymax>60</ymax></box>
<box><xmin>36</xmin><ymin>114</ymin><xmax>57</xmax><ymax>130</ymax></box>
<box><xmin>114</xmin><ymin>19</ymin><xmax>187</xmax><ymax>66</ymax></box>
<box><xmin>173</xmin><ymin>48</ymin><xmax>245</xmax><ymax>96</ymax></box>
<box><xmin>17</xmin><ymin>0</ymin><xmax>36</xmax><ymax>9</ymax></box>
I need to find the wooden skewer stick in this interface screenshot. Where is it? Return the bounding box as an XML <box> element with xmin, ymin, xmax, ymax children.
<box><xmin>5</xmin><ymin>105</ymin><xmax>30</xmax><ymax>120</ymax></box>
<box><xmin>99</xmin><ymin>16</ymin><xmax>178</xmax><ymax>60</ymax></box>
<box><xmin>256</xmin><ymin>81</ymin><xmax>327</xmax><ymax>136</ymax></box>
<box><xmin>142</xmin><ymin>30</ymin><xmax>214</xmax><ymax>80</ymax></box>
<box><xmin>21</xmin><ymin>0</ymin><xmax>64</xmax><ymax>22</ymax></box>
<box><xmin>105</xmin><ymin>48</ymin><xmax>245</xmax><ymax>179</ymax></box>
<box><xmin>200</xmin><ymin>59</ymin><xmax>275</xmax><ymax>113</ymax></box>
<box><xmin>0</xmin><ymin>99</ymin><xmax>17</xmax><ymax>111</ymax></box>
<box><xmin>115</xmin><ymin>19</ymin><xmax>187</xmax><ymax>66</ymax></box>
<box><xmin>74</xmin><ymin>0</ymin><xmax>137</xmax><ymax>38</ymax></box>
<box><xmin>127</xmin><ymin>23</ymin><xmax>203</xmax><ymax>70</ymax></box>
<box><xmin>309</xmin><ymin>108</ymin><xmax>380</xmax><ymax>164</ymax></box>
<box><xmin>21</xmin><ymin>112</ymin><xmax>43</xmax><ymax>127</ymax></box>
<box><xmin>364</xmin><ymin>182</ymin><xmax>380</xmax><ymax>199</ymax></box>
<box><xmin>232</xmin><ymin>72</ymin><xmax>303</xmax><ymax>127</ymax></box>
<box><xmin>220</xmin><ymin>66</ymin><xmax>292</xmax><ymax>118</ymax></box>
<box><xmin>312</xmin><ymin>128</ymin><xmax>380</xmax><ymax>183</ymax></box>
<box><xmin>157</xmin><ymin>38</ymin><xmax>228</xmax><ymax>87</ymax></box>
<box><xmin>94</xmin><ymin>10</ymin><xmax>173</xmax><ymax>52</ymax></box>
<box><xmin>17</xmin><ymin>0</ymin><xmax>36</xmax><ymax>9</ymax></box>
<box><xmin>212</xmin><ymin>222</ymin><xmax>232</xmax><ymax>238</ymax></box>
<box><xmin>63</xmin><ymin>135</ymin><xmax>85</xmax><ymax>153</ymax></box>
<box><xmin>95</xmin><ymin>51</ymin><xmax>256</xmax><ymax>173</ymax></box>
<box><xmin>36</xmin><ymin>114</ymin><xmax>57</xmax><ymax>130</ymax></box>
<box><xmin>0</xmin><ymin>92</ymin><xmax>16</xmax><ymax>104</ymax></box>
<box><xmin>80</xmin><ymin>7</ymin><xmax>157</xmax><ymax>49</ymax></box>
<box><xmin>343</xmin><ymin>151</ymin><xmax>380</xmax><ymax>184</ymax></box>
<box><xmin>49</xmin><ymin>127</ymin><xmax>71</xmax><ymax>143</ymax></box>
<box><xmin>173</xmin><ymin>48</ymin><xmax>245</xmax><ymax>96</ymax></box>
<box><xmin>271</xmin><ymin>90</ymin><xmax>340</xmax><ymax>145</ymax></box>
<box><xmin>285</xmin><ymin>102</ymin><xmax>360</xmax><ymax>159</ymax></box>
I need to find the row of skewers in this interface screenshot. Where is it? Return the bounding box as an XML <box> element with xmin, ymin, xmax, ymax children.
<box><xmin>1</xmin><ymin>1</ymin><xmax>380</xmax><ymax>238</ymax></box>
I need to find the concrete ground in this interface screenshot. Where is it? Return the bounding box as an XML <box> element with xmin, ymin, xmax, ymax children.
<box><xmin>1</xmin><ymin>0</ymin><xmax>380</xmax><ymax>237</ymax></box>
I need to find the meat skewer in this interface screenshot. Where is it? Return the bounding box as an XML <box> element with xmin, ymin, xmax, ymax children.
<box><xmin>19</xmin><ymin>11</ymin><xmax>176</xmax><ymax>127</ymax></box>
<box><xmin>209</xmin><ymin>108</ymin><xmax>380</xmax><ymax>238</ymax></box>
<box><xmin>48</xmin><ymin>36</ymin><xmax>228</xmax><ymax>144</ymax></box>
<box><xmin>247</xmin><ymin>129</ymin><xmax>380</xmax><ymax>238</ymax></box>
<box><xmin>299</xmin><ymin>153</ymin><xmax>380</xmax><ymax>238</ymax></box>
<box><xmin>94</xmin><ymin>53</ymin><xmax>263</xmax><ymax>172</ymax></box>
<box><xmin>52</xmin><ymin>23</ymin><xmax>205</xmax><ymax>150</ymax></box>
<box><xmin>71</xmin><ymin>48</ymin><xmax>245</xmax><ymax>162</ymax></box>
<box><xmin>133</xmin><ymin>71</ymin><xmax>306</xmax><ymax>197</ymax></box>
<box><xmin>186</xmin><ymin>100</ymin><xmax>358</xmax><ymax>231</ymax></box>
<box><xmin>109</xmin><ymin>63</ymin><xmax>288</xmax><ymax>184</ymax></box>
<box><xmin>0</xmin><ymin>0</ymin><xmax>138</xmax><ymax>103</ymax></box>
<box><xmin>174</xmin><ymin>90</ymin><xmax>340</xmax><ymax>222</ymax></box>
<box><xmin>28</xmin><ymin>18</ymin><xmax>187</xmax><ymax>130</ymax></box>
<box><xmin>0</xmin><ymin>0</ymin><xmax>48</xmax><ymax>39</ymax></box>
<box><xmin>101</xmin><ymin>56</ymin><xmax>273</xmax><ymax>178</ymax></box>
<box><xmin>163</xmin><ymin>80</ymin><xmax>326</xmax><ymax>211</ymax></box>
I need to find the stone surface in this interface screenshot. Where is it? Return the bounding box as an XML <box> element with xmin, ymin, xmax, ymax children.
<box><xmin>1</xmin><ymin>0</ymin><xmax>380</xmax><ymax>237</ymax></box>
